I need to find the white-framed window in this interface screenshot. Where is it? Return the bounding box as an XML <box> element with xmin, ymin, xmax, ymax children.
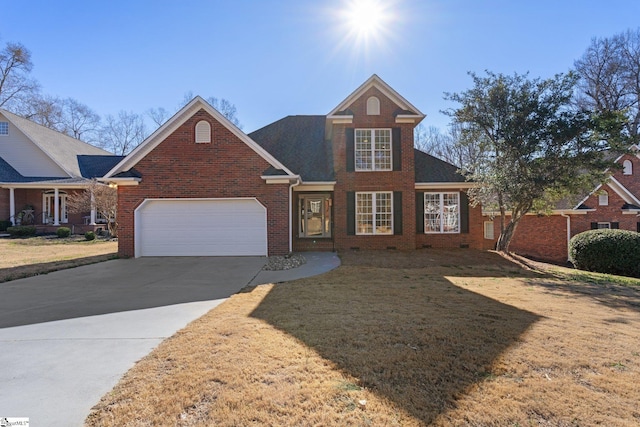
<box><xmin>355</xmin><ymin>128</ymin><xmax>392</xmax><ymax>171</ymax></box>
<box><xmin>0</xmin><ymin>122</ymin><xmax>8</xmax><ymax>135</ymax></box>
<box><xmin>366</xmin><ymin>96</ymin><xmax>380</xmax><ymax>115</ymax></box>
<box><xmin>356</xmin><ymin>192</ymin><xmax>393</xmax><ymax>235</ymax></box>
<box><xmin>598</xmin><ymin>191</ymin><xmax>609</xmax><ymax>206</ymax></box>
<box><xmin>597</xmin><ymin>222</ymin><xmax>611</xmax><ymax>229</ymax></box>
<box><xmin>623</xmin><ymin>159</ymin><xmax>633</xmax><ymax>175</ymax></box>
<box><xmin>195</xmin><ymin>120</ymin><xmax>211</xmax><ymax>143</ymax></box>
<box><xmin>484</xmin><ymin>220</ymin><xmax>495</xmax><ymax>239</ymax></box>
<box><xmin>299</xmin><ymin>194</ymin><xmax>331</xmax><ymax>238</ymax></box>
<box><xmin>424</xmin><ymin>192</ymin><xmax>460</xmax><ymax>233</ymax></box>
<box><xmin>43</xmin><ymin>191</ymin><xmax>68</xmax><ymax>224</ymax></box>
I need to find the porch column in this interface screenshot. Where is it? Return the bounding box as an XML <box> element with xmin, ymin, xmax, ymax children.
<box><xmin>9</xmin><ymin>188</ymin><xmax>15</xmax><ymax>225</ymax></box>
<box><xmin>90</xmin><ymin>191</ymin><xmax>97</xmax><ymax>225</ymax></box>
<box><xmin>53</xmin><ymin>188</ymin><xmax>60</xmax><ymax>226</ymax></box>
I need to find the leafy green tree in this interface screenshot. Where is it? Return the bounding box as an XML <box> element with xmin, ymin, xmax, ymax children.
<box><xmin>445</xmin><ymin>71</ymin><xmax>627</xmax><ymax>253</ymax></box>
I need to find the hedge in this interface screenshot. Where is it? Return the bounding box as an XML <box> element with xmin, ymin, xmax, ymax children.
<box><xmin>56</xmin><ymin>227</ymin><xmax>71</xmax><ymax>238</ymax></box>
<box><xmin>7</xmin><ymin>226</ymin><xmax>37</xmax><ymax>237</ymax></box>
<box><xmin>569</xmin><ymin>229</ymin><xmax>640</xmax><ymax>278</ymax></box>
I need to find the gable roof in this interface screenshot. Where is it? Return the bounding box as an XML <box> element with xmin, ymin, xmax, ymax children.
<box><xmin>573</xmin><ymin>176</ymin><xmax>640</xmax><ymax>210</ymax></box>
<box><xmin>0</xmin><ymin>109</ymin><xmax>111</xmax><ymax>177</ymax></box>
<box><xmin>104</xmin><ymin>97</ymin><xmax>295</xmax><ymax>179</ymax></box>
<box><xmin>328</xmin><ymin>74</ymin><xmax>425</xmax><ymax>119</ymax></box>
<box><xmin>414</xmin><ymin>149</ymin><xmax>466</xmax><ymax>183</ymax></box>
<box><xmin>77</xmin><ymin>155</ymin><xmax>126</xmax><ymax>178</ymax></box>
<box><xmin>250</xmin><ymin>116</ymin><xmax>334</xmax><ymax>182</ymax></box>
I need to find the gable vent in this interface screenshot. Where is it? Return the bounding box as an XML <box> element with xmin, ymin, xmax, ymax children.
<box><xmin>366</xmin><ymin>96</ymin><xmax>380</xmax><ymax>115</ymax></box>
<box><xmin>195</xmin><ymin>120</ymin><xmax>211</xmax><ymax>143</ymax></box>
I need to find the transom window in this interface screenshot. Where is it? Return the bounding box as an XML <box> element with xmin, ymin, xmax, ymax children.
<box><xmin>355</xmin><ymin>128</ymin><xmax>392</xmax><ymax>171</ymax></box>
<box><xmin>0</xmin><ymin>122</ymin><xmax>8</xmax><ymax>135</ymax></box>
<box><xmin>356</xmin><ymin>192</ymin><xmax>392</xmax><ymax>235</ymax></box>
<box><xmin>424</xmin><ymin>192</ymin><xmax>460</xmax><ymax>233</ymax></box>
<box><xmin>299</xmin><ymin>194</ymin><xmax>331</xmax><ymax>238</ymax></box>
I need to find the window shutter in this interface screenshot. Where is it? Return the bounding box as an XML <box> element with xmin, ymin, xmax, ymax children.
<box><xmin>460</xmin><ymin>192</ymin><xmax>469</xmax><ymax>233</ymax></box>
<box><xmin>415</xmin><ymin>192</ymin><xmax>424</xmax><ymax>233</ymax></box>
<box><xmin>392</xmin><ymin>128</ymin><xmax>401</xmax><ymax>171</ymax></box>
<box><xmin>347</xmin><ymin>192</ymin><xmax>355</xmax><ymax>235</ymax></box>
<box><xmin>611</xmin><ymin>222</ymin><xmax>619</xmax><ymax>229</ymax></box>
<box><xmin>637</xmin><ymin>222</ymin><xmax>640</xmax><ymax>233</ymax></box>
<box><xmin>590</xmin><ymin>222</ymin><xmax>598</xmax><ymax>230</ymax></box>
<box><xmin>393</xmin><ymin>191</ymin><xmax>403</xmax><ymax>235</ymax></box>
<box><xmin>346</xmin><ymin>128</ymin><xmax>355</xmax><ymax>172</ymax></box>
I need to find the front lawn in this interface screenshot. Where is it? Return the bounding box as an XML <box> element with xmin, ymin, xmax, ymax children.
<box><xmin>86</xmin><ymin>250</ymin><xmax>640</xmax><ymax>426</ymax></box>
<box><xmin>0</xmin><ymin>236</ymin><xmax>118</xmax><ymax>283</ymax></box>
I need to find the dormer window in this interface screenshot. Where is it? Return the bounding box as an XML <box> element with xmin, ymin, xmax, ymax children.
<box><xmin>0</xmin><ymin>122</ymin><xmax>8</xmax><ymax>135</ymax></box>
<box><xmin>366</xmin><ymin>96</ymin><xmax>380</xmax><ymax>115</ymax></box>
<box><xmin>598</xmin><ymin>190</ymin><xmax>609</xmax><ymax>206</ymax></box>
<box><xmin>623</xmin><ymin>159</ymin><xmax>633</xmax><ymax>175</ymax></box>
<box><xmin>195</xmin><ymin>120</ymin><xmax>211</xmax><ymax>143</ymax></box>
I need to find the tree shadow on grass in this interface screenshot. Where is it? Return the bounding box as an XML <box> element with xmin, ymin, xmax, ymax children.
<box><xmin>0</xmin><ymin>254</ymin><xmax>117</xmax><ymax>283</ymax></box>
<box><xmin>250</xmin><ymin>258</ymin><xmax>540</xmax><ymax>424</ymax></box>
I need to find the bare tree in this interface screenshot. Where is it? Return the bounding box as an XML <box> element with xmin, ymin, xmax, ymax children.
<box><xmin>147</xmin><ymin>106</ymin><xmax>171</xmax><ymax>126</ymax></box>
<box><xmin>66</xmin><ymin>180</ymin><xmax>118</xmax><ymax>237</ymax></box>
<box><xmin>0</xmin><ymin>40</ymin><xmax>40</xmax><ymax>111</ymax></box>
<box><xmin>61</xmin><ymin>98</ymin><xmax>101</xmax><ymax>142</ymax></box>
<box><xmin>414</xmin><ymin>123</ymin><xmax>481</xmax><ymax>169</ymax></box>
<box><xmin>574</xmin><ymin>28</ymin><xmax>640</xmax><ymax>141</ymax></box>
<box><xmin>20</xmin><ymin>93</ymin><xmax>65</xmax><ymax>130</ymax></box>
<box><xmin>100</xmin><ymin>111</ymin><xmax>146</xmax><ymax>155</ymax></box>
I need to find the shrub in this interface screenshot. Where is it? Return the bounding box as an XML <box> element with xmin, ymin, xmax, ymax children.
<box><xmin>569</xmin><ymin>229</ymin><xmax>640</xmax><ymax>278</ymax></box>
<box><xmin>0</xmin><ymin>220</ymin><xmax>12</xmax><ymax>231</ymax></box>
<box><xmin>56</xmin><ymin>227</ymin><xmax>71</xmax><ymax>238</ymax></box>
<box><xmin>85</xmin><ymin>231</ymin><xmax>96</xmax><ymax>241</ymax></box>
<box><xmin>7</xmin><ymin>226</ymin><xmax>37</xmax><ymax>237</ymax></box>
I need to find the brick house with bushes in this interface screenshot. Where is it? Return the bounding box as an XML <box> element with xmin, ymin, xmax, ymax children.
<box><xmin>484</xmin><ymin>151</ymin><xmax>640</xmax><ymax>264</ymax></box>
<box><xmin>104</xmin><ymin>75</ymin><xmax>486</xmax><ymax>257</ymax></box>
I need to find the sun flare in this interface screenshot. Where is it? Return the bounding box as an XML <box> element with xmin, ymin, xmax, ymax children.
<box><xmin>345</xmin><ymin>0</ymin><xmax>386</xmax><ymax>39</ymax></box>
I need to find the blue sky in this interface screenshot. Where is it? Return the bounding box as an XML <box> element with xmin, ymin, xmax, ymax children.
<box><xmin>2</xmin><ymin>0</ymin><xmax>639</xmax><ymax>133</ymax></box>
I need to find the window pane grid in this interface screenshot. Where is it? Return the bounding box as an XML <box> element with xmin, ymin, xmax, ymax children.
<box><xmin>356</xmin><ymin>192</ymin><xmax>392</xmax><ymax>235</ymax></box>
<box><xmin>355</xmin><ymin>128</ymin><xmax>392</xmax><ymax>171</ymax></box>
<box><xmin>424</xmin><ymin>192</ymin><xmax>459</xmax><ymax>234</ymax></box>
<box><xmin>0</xmin><ymin>122</ymin><xmax>8</xmax><ymax>135</ymax></box>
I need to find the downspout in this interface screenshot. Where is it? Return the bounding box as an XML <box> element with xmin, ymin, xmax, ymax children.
<box><xmin>560</xmin><ymin>212</ymin><xmax>571</xmax><ymax>263</ymax></box>
<box><xmin>289</xmin><ymin>177</ymin><xmax>301</xmax><ymax>253</ymax></box>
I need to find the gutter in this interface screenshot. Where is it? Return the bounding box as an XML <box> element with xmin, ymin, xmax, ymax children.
<box><xmin>289</xmin><ymin>177</ymin><xmax>301</xmax><ymax>253</ymax></box>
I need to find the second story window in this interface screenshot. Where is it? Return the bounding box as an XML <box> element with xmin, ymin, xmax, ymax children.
<box><xmin>355</xmin><ymin>128</ymin><xmax>391</xmax><ymax>171</ymax></box>
<box><xmin>0</xmin><ymin>122</ymin><xmax>8</xmax><ymax>135</ymax></box>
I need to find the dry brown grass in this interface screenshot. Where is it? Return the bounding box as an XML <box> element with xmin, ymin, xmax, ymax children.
<box><xmin>0</xmin><ymin>236</ymin><xmax>118</xmax><ymax>282</ymax></box>
<box><xmin>85</xmin><ymin>250</ymin><xmax>640</xmax><ymax>426</ymax></box>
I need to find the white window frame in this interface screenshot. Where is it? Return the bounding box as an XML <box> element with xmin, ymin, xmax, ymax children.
<box><xmin>0</xmin><ymin>122</ymin><xmax>8</xmax><ymax>135</ymax></box>
<box><xmin>356</xmin><ymin>191</ymin><xmax>393</xmax><ymax>235</ymax></box>
<box><xmin>355</xmin><ymin>128</ymin><xmax>392</xmax><ymax>171</ymax></box>
<box><xmin>597</xmin><ymin>222</ymin><xmax>611</xmax><ymax>229</ymax></box>
<box><xmin>484</xmin><ymin>220</ymin><xmax>495</xmax><ymax>239</ymax></box>
<box><xmin>299</xmin><ymin>194</ymin><xmax>332</xmax><ymax>238</ymax></box>
<box><xmin>366</xmin><ymin>96</ymin><xmax>380</xmax><ymax>115</ymax></box>
<box><xmin>424</xmin><ymin>192</ymin><xmax>460</xmax><ymax>234</ymax></box>
<box><xmin>623</xmin><ymin>159</ymin><xmax>633</xmax><ymax>175</ymax></box>
<box><xmin>598</xmin><ymin>191</ymin><xmax>609</xmax><ymax>206</ymax></box>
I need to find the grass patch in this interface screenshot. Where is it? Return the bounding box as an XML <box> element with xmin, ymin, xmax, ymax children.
<box><xmin>85</xmin><ymin>250</ymin><xmax>640</xmax><ymax>426</ymax></box>
<box><xmin>0</xmin><ymin>236</ymin><xmax>118</xmax><ymax>283</ymax></box>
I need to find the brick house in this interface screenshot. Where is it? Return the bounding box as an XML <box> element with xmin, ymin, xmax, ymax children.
<box><xmin>0</xmin><ymin>109</ymin><xmax>119</xmax><ymax>234</ymax></box>
<box><xmin>484</xmin><ymin>152</ymin><xmax>640</xmax><ymax>264</ymax></box>
<box><xmin>104</xmin><ymin>75</ymin><xmax>485</xmax><ymax>257</ymax></box>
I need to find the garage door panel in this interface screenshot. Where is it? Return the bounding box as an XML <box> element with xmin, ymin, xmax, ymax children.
<box><xmin>137</xmin><ymin>199</ymin><xmax>268</xmax><ymax>256</ymax></box>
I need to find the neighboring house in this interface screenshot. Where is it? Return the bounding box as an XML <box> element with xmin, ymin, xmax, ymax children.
<box><xmin>103</xmin><ymin>75</ymin><xmax>487</xmax><ymax>257</ymax></box>
<box><xmin>484</xmin><ymin>151</ymin><xmax>640</xmax><ymax>263</ymax></box>
<box><xmin>0</xmin><ymin>109</ymin><xmax>121</xmax><ymax>233</ymax></box>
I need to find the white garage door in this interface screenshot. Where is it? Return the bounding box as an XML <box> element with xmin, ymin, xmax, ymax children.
<box><xmin>136</xmin><ymin>198</ymin><xmax>267</xmax><ymax>257</ymax></box>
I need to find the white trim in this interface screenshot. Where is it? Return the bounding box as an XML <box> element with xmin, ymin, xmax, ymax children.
<box><xmin>98</xmin><ymin>177</ymin><xmax>140</xmax><ymax>186</ymax></box>
<box><xmin>105</xmin><ymin>97</ymin><xmax>295</xmax><ymax>179</ymax></box>
<box><xmin>355</xmin><ymin>191</ymin><xmax>393</xmax><ymax>235</ymax></box>
<box><xmin>328</xmin><ymin>74</ymin><xmax>425</xmax><ymax>119</ymax></box>
<box><xmin>261</xmin><ymin>175</ymin><xmax>300</xmax><ymax>184</ymax></box>
<box><xmin>423</xmin><ymin>191</ymin><xmax>461</xmax><ymax>234</ymax></box>
<box><xmin>415</xmin><ymin>182</ymin><xmax>476</xmax><ymax>190</ymax></box>
<box><xmin>327</xmin><ymin>115</ymin><xmax>353</xmax><ymax>124</ymax></box>
<box><xmin>560</xmin><ymin>213</ymin><xmax>571</xmax><ymax>261</ymax></box>
<box><xmin>134</xmin><ymin>197</ymin><xmax>268</xmax><ymax>258</ymax></box>
<box><xmin>293</xmin><ymin>182</ymin><xmax>336</xmax><ymax>192</ymax></box>
<box><xmin>355</xmin><ymin>128</ymin><xmax>392</xmax><ymax>172</ymax></box>
<box><xmin>573</xmin><ymin>177</ymin><xmax>640</xmax><ymax>210</ymax></box>
<box><xmin>1</xmin><ymin>181</ymin><xmax>92</xmax><ymax>189</ymax></box>
<box><xmin>395</xmin><ymin>114</ymin><xmax>422</xmax><ymax>124</ymax></box>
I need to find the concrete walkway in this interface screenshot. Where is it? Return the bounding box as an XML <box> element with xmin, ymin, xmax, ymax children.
<box><xmin>0</xmin><ymin>252</ymin><xmax>340</xmax><ymax>426</ymax></box>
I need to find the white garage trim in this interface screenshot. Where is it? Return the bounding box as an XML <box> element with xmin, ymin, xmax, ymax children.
<box><xmin>134</xmin><ymin>198</ymin><xmax>268</xmax><ymax>257</ymax></box>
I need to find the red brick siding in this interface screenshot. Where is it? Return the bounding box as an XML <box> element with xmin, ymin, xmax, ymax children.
<box><xmin>117</xmin><ymin>109</ymin><xmax>290</xmax><ymax>257</ymax></box>
<box><xmin>332</xmin><ymin>87</ymin><xmax>417</xmax><ymax>251</ymax></box>
<box><xmin>613</xmin><ymin>153</ymin><xmax>640</xmax><ymax>195</ymax></box>
<box><xmin>0</xmin><ymin>188</ymin><xmax>8</xmax><ymax>221</ymax></box>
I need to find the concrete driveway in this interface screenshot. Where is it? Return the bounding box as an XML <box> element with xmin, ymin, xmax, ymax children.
<box><xmin>0</xmin><ymin>257</ymin><xmax>268</xmax><ymax>426</ymax></box>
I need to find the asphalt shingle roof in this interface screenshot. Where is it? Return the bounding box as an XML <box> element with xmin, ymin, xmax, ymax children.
<box><xmin>250</xmin><ymin>116</ymin><xmax>334</xmax><ymax>181</ymax></box>
<box><xmin>77</xmin><ymin>155</ymin><xmax>126</xmax><ymax>178</ymax></box>
<box><xmin>414</xmin><ymin>149</ymin><xmax>466</xmax><ymax>183</ymax></box>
